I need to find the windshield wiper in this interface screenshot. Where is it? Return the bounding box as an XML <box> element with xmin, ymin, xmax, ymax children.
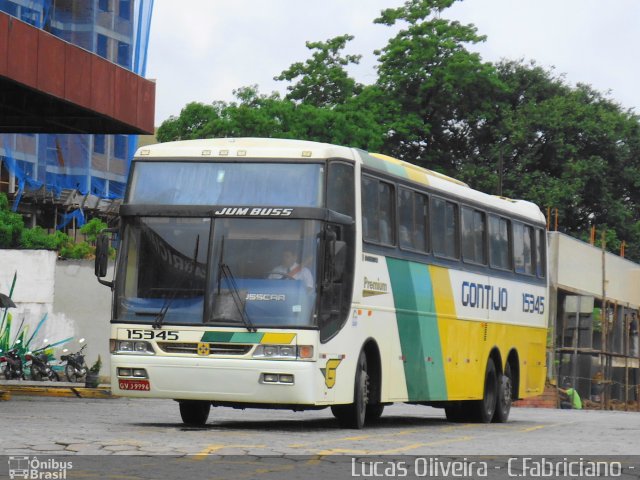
<box><xmin>215</xmin><ymin>236</ymin><xmax>256</xmax><ymax>332</ymax></box>
<box><xmin>153</xmin><ymin>234</ymin><xmax>200</xmax><ymax>329</ymax></box>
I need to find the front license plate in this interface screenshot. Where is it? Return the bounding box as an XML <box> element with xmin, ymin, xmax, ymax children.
<box><xmin>118</xmin><ymin>379</ymin><xmax>150</xmax><ymax>391</ymax></box>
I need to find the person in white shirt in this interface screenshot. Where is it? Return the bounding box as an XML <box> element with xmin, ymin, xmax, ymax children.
<box><xmin>269</xmin><ymin>250</ymin><xmax>314</xmax><ymax>290</ymax></box>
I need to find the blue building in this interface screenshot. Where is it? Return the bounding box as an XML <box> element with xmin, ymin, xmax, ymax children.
<box><xmin>0</xmin><ymin>0</ymin><xmax>153</xmax><ymax>228</ymax></box>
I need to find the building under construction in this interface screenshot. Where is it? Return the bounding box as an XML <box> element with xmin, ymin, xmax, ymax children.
<box><xmin>549</xmin><ymin>232</ymin><xmax>640</xmax><ymax>409</ymax></box>
<box><xmin>0</xmin><ymin>0</ymin><xmax>154</xmax><ymax>230</ymax></box>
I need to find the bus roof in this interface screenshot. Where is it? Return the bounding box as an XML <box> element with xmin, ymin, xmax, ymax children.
<box><xmin>136</xmin><ymin>138</ymin><xmax>545</xmax><ymax>224</ymax></box>
<box><xmin>358</xmin><ymin>150</ymin><xmax>546</xmax><ymax>224</ymax></box>
<box><xmin>135</xmin><ymin>137</ymin><xmax>357</xmax><ymax>161</ymax></box>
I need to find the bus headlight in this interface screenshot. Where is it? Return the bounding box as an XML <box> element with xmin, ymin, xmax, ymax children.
<box><xmin>110</xmin><ymin>339</ymin><xmax>155</xmax><ymax>355</ymax></box>
<box><xmin>252</xmin><ymin>345</ymin><xmax>313</xmax><ymax>360</ymax></box>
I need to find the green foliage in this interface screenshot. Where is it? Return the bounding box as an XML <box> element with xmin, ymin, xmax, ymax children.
<box><xmin>275</xmin><ymin>35</ymin><xmax>362</xmax><ymax>107</ymax></box>
<box><xmin>80</xmin><ymin>218</ymin><xmax>108</xmax><ymax>244</ymax></box>
<box><xmin>89</xmin><ymin>355</ymin><xmax>102</xmax><ymax>374</ymax></box>
<box><xmin>0</xmin><ymin>192</ymin><xmax>101</xmax><ymax>259</ymax></box>
<box><xmin>156</xmin><ymin>0</ymin><xmax>640</xmax><ymax>262</ymax></box>
<box><xmin>0</xmin><ymin>193</ymin><xmax>24</xmax><ymax>248</ymax></box>
<box><xmin>59</xmin><ymin>241</ymin><xmax>93</xmax><ymax>260</ymax></box>
<box><xmin>20</xmin><ymin>227</ymin><xmax>69</xmax><ymax>250</ymax></box>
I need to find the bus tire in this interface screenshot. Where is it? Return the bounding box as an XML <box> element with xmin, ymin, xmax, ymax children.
<box><xmin>469</xmin><ymin>357</ymin><xmax>498</xmax><ymax>423</ymax></box>
<box><xmin>444</xmin><ymin>403</ymin><xmax>469</xmax><ymax>422</ymax></box>
<box><xmin>366</xmin><ymin>404</ymin><xmax>384</xmax><ymax>422</ymax></box>
<box><xmin>331</xmin><ymin>351</ymin><xmax>369</xmax><ymax>429</ymax></box>
<box><xmin>179</xmin><ymin>400</ymin><xmax>211</xmax><ymax>426</ymax></box>
<box><xmin>493</xmin><ymin>362</ymin><xmax>512</xmax><ymax>423</ymax></box>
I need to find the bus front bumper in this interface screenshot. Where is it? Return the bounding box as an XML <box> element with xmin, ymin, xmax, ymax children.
<box><xmin>111</xmin><ymin>355</ymin><xmax>321</xmax><ymax>405</ymax></box>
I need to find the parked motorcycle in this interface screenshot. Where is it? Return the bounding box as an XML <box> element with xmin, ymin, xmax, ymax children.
<box><xmin>61</xmin><ymin>344</ymin><xmax>87</xmax><ymax>382</ymax></box>
<box><xmin>26</xmin><ymin>348</ymin><xmax>60</xmax><ymax>381</ymax></box>
<box><xmin>1</xmin><ymin>348</ymin><xmax>26</xmax><ymax>380</ymax></box>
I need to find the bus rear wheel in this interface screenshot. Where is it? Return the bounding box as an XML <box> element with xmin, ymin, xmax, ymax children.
<box><xmin>179</xmin><ymin>400</ymin><xmax>211</xmax><ymax>426</ymax></box>
<box><xmin>493</xmin><ymin>363</ymin><xmax>512</xmax><ymax>423</ymax></box>
<box><xmin>331</xmin><ymin>351</ymin><xmax>369</xmax><ymax>429</ymax></box>
<box><xmin>469</xmin><ymin>357</ymin><xmax>498</xmax><ymax>423</ymax></box>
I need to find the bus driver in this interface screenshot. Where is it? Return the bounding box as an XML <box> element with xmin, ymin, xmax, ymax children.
<box><xmin>269</xmin><ymin>249</ymin><xmax>314</xmax><ymax>290</ymax></box>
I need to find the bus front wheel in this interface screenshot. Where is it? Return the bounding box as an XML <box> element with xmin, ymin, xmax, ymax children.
<box><xmin>179</xmin><ymin>400</ymin><xmax>211</xmax><ymax>426</ymax></box>
<box><xmin>331</xmin><ymin>351</ymin><xmax>369</xmax><ymax>429</ymax></box>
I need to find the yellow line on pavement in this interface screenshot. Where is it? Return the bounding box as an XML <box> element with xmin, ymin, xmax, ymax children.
<box><xmin>520</xmin><ymin>421</ymin><xmax>574</xmax><ymax>433</ymax></box>
<box><xmin>289</xmin><ymin>426</ymin><xmax>465</xmax><ymax>448</ymax></box>
<box><xmin>422</xmin><ymin>435</ymin><xmax>475</xmax><ymax>447</ymax></box>
<box><xmin>342</xmin><ymin>434</ymin><xmax>372</xmax><ymax>441</ymax></box>
<box><xmin>311</xmin><ymin>435</ymin><xmax>475</xmax><ymax>455</ymax></box>
<box><xmin>192</xmin><ymin>444</ymin><xmax>267</xmax><ymax>459</ymax></box>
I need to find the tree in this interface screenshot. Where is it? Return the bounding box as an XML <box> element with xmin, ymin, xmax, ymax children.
<box><xmin>373</xmin><ymin>0</ymin><xmax>503</xmax><ymax>174</ymax></box>
<box><xmin>156</xmin><ymin>0</ymin><xmax>640</xmax><ymax>261</ymax></box>
<box><xmin>156</xmin><ymin>102</ymin><xmax>223</xmax><ymax>142</ymax></box>
<box><xmin>155</xmin><ymin>85</ymin><xmax>386</xmax><ymax>151</ymax></box>
<box><xmin>275</xmin><ymin>35</ymin><xmax>362</xmax><ymax>107</ymax></box>
<box><xmin>477</xmin><ymin>60</ymin><xmax>640</xmax><ymax>260</ymax></box>
<box><xmin>80</xmin><ymin>218</ymin><xmax>108</xmax><ymax>245</ymax></box>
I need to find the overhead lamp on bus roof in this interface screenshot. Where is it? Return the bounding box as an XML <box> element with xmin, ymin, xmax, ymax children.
<box><xmin>139</xmin><ymin>149</ymin><xmax>150</xmax><ymax>156</ymax></box>
<box><xmin>237</xmin><ymin>150</ymin><xmax>247</xmax><ymax>157</ymax></box>
<box><xmin>302</xmin><ymin>151</ymin><xmax>312</xmax><ymax>157</ymax></box>
<box><xmin>219</xmin><ymin>149</ymin><xmax>229</xmax><ymax>156</ymax></box>
<box><xmin>201</xmin><ymin>149</ymin><xmax>212</xmax><ymax>156</ymax></box>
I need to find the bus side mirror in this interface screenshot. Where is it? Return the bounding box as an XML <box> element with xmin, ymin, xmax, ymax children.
<box><xmin>95</xmin><ymin>228</ymin><xmax>117</xmax><ymax>289</ymax></box>
<box><xmin>95</xmin><ymin>234</ymin><xmax>109</xmax><ymax>278</ymax></box>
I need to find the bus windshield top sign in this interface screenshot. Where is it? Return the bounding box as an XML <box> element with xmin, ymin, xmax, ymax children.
<box><xmin>214</xmin><ymin>207</ymin><xmax>294</xmax><ymax>217</ymax></box>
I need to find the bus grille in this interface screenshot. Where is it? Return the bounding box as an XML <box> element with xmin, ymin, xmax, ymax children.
<box><xmin>156</xmin><ymin>342</ymin><xmax>252</xmax><ymax>355</ymax></box>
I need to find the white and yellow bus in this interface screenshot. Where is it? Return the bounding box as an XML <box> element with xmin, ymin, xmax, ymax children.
<box><xmin>95</xmin><ymin>138</ymin><xmax>548</xmax><ymax>428</ymax></box>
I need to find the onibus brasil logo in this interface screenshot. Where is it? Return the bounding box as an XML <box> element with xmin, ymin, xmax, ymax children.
<box><xmin>8</xmin><ymin>456</ymin><xmax>72</xmax><ymax>480</ymax></box>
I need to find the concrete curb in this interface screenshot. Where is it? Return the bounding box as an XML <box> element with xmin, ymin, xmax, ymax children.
<box><xmin>0</xmin><ymin>380</ymin><xmax>115</xmax><ymax>399</ymax></box>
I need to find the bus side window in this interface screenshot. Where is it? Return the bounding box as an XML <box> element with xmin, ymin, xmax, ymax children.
<box><xmin>378</xmin><ymin>181</ymin><xmax>394</xmax><ymax>245</ymax></box>
<box><xmin>431</xmin><ymin>197</ymin><xmax>459</xmax><ymax>259</ymax></box>
<box><xmin>361</xmin><ymin>175</ymin><xmax>395</xmax><ymax>246</ymax></box>
<box><xmin>462</xmin><ymin>206</ymin><xmax>486</xmax><ymax>264</ymax></box>
<box><xmin>513</xmin><ymin>222</ymin><xmax>534</xmax><ymax>275</ymax></box>
<box><xmin>536</xmin><ymin>228</ymin><xmax>546</xmax><ymax>278</ymax></box>
<box><xmin>399</xmin><ymin>187</ymin><xmax>428</xmax><ymax>252</ymax></box>
<box><xmin>489</xmin><ymin>215</ymin><xmax>511</xmax><ymax>270</ymax></box>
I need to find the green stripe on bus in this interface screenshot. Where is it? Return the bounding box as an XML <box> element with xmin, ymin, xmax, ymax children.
<box><xmin>201</xmin><ymin>331</ymin><xmax>264</xmax><ymax>343</ymax></box>
<box><xmin>387</xmin><ymin>258</ymin><xmax>447</xmax><ymax>401</ymax></box>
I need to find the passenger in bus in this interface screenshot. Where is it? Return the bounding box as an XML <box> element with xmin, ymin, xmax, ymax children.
<box><xmin>269</xmin><ymin>250</ymin><xmax>314</xmax><ymax>290</ymax></box>
<box><xmin>399</xmin><ymin>225</ymin><xmax>411</xmax><ymax>247</ymax></box>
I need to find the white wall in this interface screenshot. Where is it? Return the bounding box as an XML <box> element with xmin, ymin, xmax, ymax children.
<box><xmin>0</xmin><ymin>249</ymin><xmax>60</xmax><ymax>348</ymax></box>
<box><xmin>549</xmin><ymin>232</ymin><xmax>640</xmax><ymax>308</ymax></box>
<box><xmin>0</xmin><ymin>250</ymin><xmax>111</xmax><ymax>375</ymax></box>
<box><xmin>53</xmin><ymin>260</ymin><xmax>113</xmax><ymax>374</ymax></box>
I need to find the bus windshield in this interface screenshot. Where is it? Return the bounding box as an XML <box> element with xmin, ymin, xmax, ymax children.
<box><xmin>116</xmin><ymin>217</ymin><xmax>320</xmax><ymax>328</ymax></box>
<box><xmin>127</xmin><ymin>162</ymin><xmax>324</xmax><ymax>207</ymax></box>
